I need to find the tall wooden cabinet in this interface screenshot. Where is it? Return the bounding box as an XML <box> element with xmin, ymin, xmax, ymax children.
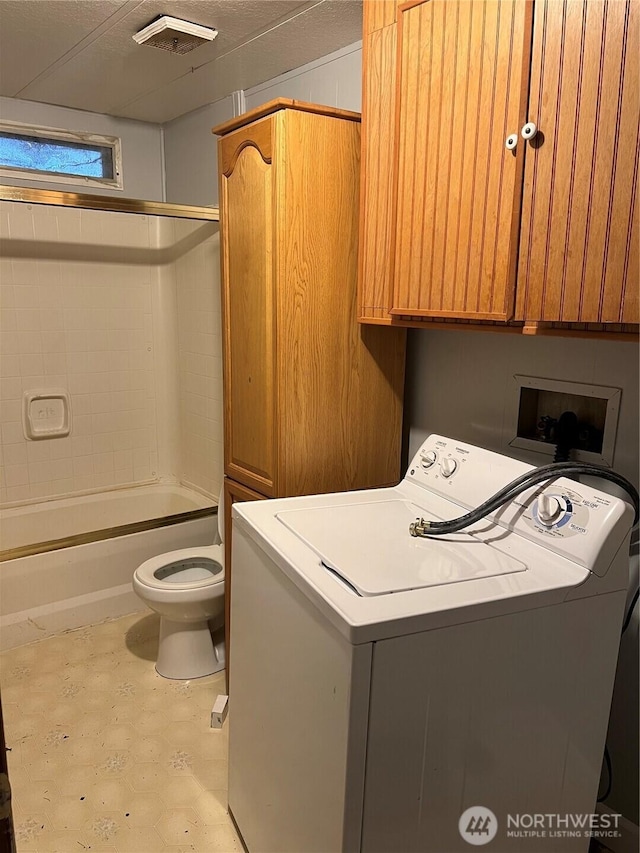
<box><xmin>360</xmin><ymin>0</ymin><xmax>639</xmax><ymax>333</ymax></box>
<box><xmin>213</xmin><ymin>99</ymin><xmax>406</xmax><ymax>678</ymax></box>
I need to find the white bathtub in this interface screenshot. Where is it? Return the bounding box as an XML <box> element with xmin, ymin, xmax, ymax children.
<box><xmin>0</xmin><ymin>484</ymin><xmax>217</xmax><ymax>649</ymax></box>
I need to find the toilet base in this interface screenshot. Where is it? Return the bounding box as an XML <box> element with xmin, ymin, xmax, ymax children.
<box><xmin>156</xmin><ymin>618</ymin><xmax>225</xmax><ymax>680</ymax></box>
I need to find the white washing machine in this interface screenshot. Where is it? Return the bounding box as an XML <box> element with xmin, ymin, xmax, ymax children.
<box><xmin>228</xmin><ymin>435</ymin><xmax>634</xmax><ymax>853</ymax></box>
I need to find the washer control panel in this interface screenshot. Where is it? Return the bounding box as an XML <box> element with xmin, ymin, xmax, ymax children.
<box><xmin>407</xmin><ymin>436</ymin><xmax>529</xmax><ymax>512</ymax></box>
<box><xmin>405</xmin><ymin>434</ymin><xmax>631</xmax><ymax>569</ymax></box>
<box><xmin>528</xmin><ymin>489</ymin><xmax>589</xmax><ymax>535</ymax></box>
<box><xmin>419</xmin><ymin>448</ymin><xmax>459</xmax><ymax>477</ymax></box>
<box><xmin>415</xmin><ymin>442</ymin><xmax>464</xmax><ymax>482</ymax></box>
<box><xmin>513</xmin><ymin>483</ymin><xmax>627</xmax><ymax>576</ymax></box>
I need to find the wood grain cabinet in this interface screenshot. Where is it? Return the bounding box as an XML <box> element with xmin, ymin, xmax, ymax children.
<box><xmin>214</xmin><ymin>99</ymin><xmax>406</xmax><ymax>680</ymax></box>
<box><xmin>222</xmin><ymin>476</ymin><xmax>265</xmax><ymax>677</ymax></box>
<box><xmin>359</xmin><ymin>0</ymin><xmax>639</xmax><ymax>333</ymax></box>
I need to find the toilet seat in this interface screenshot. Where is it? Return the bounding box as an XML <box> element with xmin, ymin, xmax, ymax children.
<box><xmin>131</xmin><ymin>495</ymin><xmax>226</xmax><ymax>679</ymax></box>
<box><xmin>134</xmin><ymin>545</ymin><xmax>224</xmax><ymax>590</ymax></box>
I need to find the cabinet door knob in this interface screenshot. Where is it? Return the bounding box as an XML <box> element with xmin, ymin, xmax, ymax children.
<box><xmin>521</xmin><ymin>121</ymin><xmax>538</xmax><ymax>140</ymax></box>
<box><xmin>505</xmin><ymin>133</ymin><xmax>518</xmax><ymax>150</ymax></box>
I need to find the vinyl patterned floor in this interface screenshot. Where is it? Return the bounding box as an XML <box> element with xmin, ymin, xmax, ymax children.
<box><xmin>0</xmin><ymin>611</ymin><xmax>242</xmax><ymax>852</ymax></box>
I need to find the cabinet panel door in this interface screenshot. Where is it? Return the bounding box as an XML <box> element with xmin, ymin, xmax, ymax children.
<box><xmin>364</xmin><ymin>0</ymin><xmax>399</xmax><ymax>34</ymax></box>
<box><xmin>392</xmin><ymin>0</ymin><xmax>532</xmax><ymax>321</ymax></box>
<box><xmin>359</xmin><ymin>21</ymin><xmax>398</xmax><ymax>321</ymax></box>
<box><xmin>220</xmin><ymin>121</ymin><xmax>277</xmax><ymax>495</ymax></box>
<box><xmin>517</xmin><ymin>0</ymin><xmax>639</xmax><ymax>324</ymax></box>
<box><xmin>278</xmin><ymin>110</ymin><xmax>405</xmax><ymax>496</ymax></box>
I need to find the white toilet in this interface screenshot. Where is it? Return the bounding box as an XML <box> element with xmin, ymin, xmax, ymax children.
<box><xmin>132</xmin><ymin>494</ymin><xmax>225</xmax><ymax>680</ymax></box>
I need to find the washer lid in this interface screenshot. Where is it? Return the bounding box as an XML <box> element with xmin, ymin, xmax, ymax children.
<box><xmin>276</xmin><ymin>500</ymin><xmax>527</xmax><ymax>597</ymax></box>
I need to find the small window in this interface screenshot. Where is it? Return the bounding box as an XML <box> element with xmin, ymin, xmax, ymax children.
<box><xmin>0</xmin><ymin>122</ymin><xmax>122</xmax><ymax>190</ymax></box>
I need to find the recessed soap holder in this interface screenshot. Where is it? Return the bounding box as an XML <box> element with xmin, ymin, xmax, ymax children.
<box><xmin>22</xmin><ymin>389</ymin><xmax>72</xmax><ymax>440</ymax></box>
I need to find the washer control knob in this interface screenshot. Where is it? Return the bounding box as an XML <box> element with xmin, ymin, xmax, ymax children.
<box><xmin>420</xmin><ymin>450</ymin><xmax>437</xmax><ymax>469</ymax></box>
<box><xmin>536</xmin><ymin>494</ymin><xmax>563</xmax><ymax>525</ymax></box>
<box><xmin>440</xmin><ymin>457</ymin><xmax>458</xmax><ymax>478</ymax></box>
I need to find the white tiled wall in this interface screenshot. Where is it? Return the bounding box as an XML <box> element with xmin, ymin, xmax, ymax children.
<box><xmin>0</xmin><ymin>202</ymin><xmax>223</xmax><ymax>507</ymax></box>
<box><xmin>174</xmin><ymin>223</ymin><xmax>223</xmax><ymax>499</ymax></box>
<box><xmin>0</xmin><ymin>203</ymin><xmax>157</xmax><ymax>504</ymax></box>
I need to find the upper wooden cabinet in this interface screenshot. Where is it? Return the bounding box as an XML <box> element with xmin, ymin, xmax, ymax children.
<box><xmin>359</xmin><ymin>0</ymin><xmax>639</xmax><ymax>330</ymax></box>
<box><xmin>364</xmin><ymin>0</ymin><xmax>399</xmax><ymax>33</ymax></box>
<box><xmin>214</xmin><ymin>99</ymin><xmax>406</xmax><ymax>500</ymax></box>
<box><xmin>516</xmin><ymin>0</ymin><xmax>639</xmax><ymax>324</ymax></box>
<box><xmin>392</xmin><ymin>0</ymin><xmax>531</xmax><ymax>321</ymax></box>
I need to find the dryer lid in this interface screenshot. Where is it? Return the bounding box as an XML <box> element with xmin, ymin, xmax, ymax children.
<box><xmin>276</xmin><ymin>500</ymin><xmax>527</xmax><ymax>597</ymax></box>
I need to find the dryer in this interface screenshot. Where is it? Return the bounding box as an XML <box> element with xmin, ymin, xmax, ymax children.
<box><xmin>228</xmin><ymin>435</ymin><xmax>634</xmax><ymax>853</ymax></box>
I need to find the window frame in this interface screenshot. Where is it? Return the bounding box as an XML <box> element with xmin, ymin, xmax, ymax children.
<box><xmin>0</xmin><ymin>120</ymin><xmax>123</xmax><ymax>190</ymax></box>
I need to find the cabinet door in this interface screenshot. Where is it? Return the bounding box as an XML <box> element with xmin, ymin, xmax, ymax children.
<box><xmin>223</xmin><ymin>476</ymin><xmax>266</xmax><ymax>691</ymax></box>
<box><xmin>364</xmin><ymin>0</ymin><xmax>398</xmax><ymax>34</ymax></box>
<box><xmin>359</xmin><ymin>5</ymin><xmax>399</xmax><ymax>321</ymax></box>
<box><xmin>516</xmin><ymin>0</ymin><xmax>639</xmax><ymax>324</ymax></box>
<box><xmin>391</xmin><ymin>0</ymin><xmax>533</xmax><ymax>321</ymax></box>
<box><xmin>219</xmin><ymin>119</ymin><xmax>278</xmax><ymax>496</ymax></box>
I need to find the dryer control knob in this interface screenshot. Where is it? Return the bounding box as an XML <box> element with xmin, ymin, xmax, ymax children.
<box><xmin>536</xmin><ymin>494</ymin><xmax>563</xmax><ymax>525</ymax></box>
<box><xmin>440</xmin><ymin>457</ymin><xmax>458</xmax><ymax>478</ymax></box>
<box><xmin>421</xmin><ymin>450</ymin><xmax>437</xmax><ymax>469</ymax></box>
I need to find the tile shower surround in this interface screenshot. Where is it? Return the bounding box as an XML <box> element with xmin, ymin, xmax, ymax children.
<box><xmin>175</xmin><ymin>224</ymin><xmax>223</xmax><ymax>500</ymax></box>
<box><xmin>0</xmin><ymin>202</ymin><xmax>223</xmax><ymax>506</ymax></box>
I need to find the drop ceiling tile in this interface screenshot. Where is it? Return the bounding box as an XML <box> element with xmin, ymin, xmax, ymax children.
<box><xmin>10</xmin><ymin>0</ymin><xmax>314</xmax><ymax>121</ymax></box>
<box><xmin>0</xmin><ymin>0</ymin><xmax>134</xmax><ymax>96</ymax></box>
<box><xmin>118</xmin><ymin>0</ymin><xmax>363</xmax><ymax>123</ymax></box>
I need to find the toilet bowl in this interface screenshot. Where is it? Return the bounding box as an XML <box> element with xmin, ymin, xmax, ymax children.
<box><xmin>132</xmin><ymin>492</ymin><xmax>225</xmax><ymax>680</ymax></box>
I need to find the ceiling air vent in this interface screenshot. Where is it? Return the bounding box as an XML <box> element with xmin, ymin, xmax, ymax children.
<box><xmin>132</xmin><ymin>16</ymin><xmax>218</xmax><ymax>54</ymax></box>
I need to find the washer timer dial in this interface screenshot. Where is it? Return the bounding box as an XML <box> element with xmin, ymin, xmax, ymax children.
<box><xmin>440</xmin><ymin>457</ymin><xmax>458</xmax><ymax>478</ymax></box>
<box><xmin>421</xmin><ymin>451</ymin><xmax>437</xmax><ymax>469</ymax></box>
<box><xmin>533</xmin><ymin>494</ymin><xmax>571</xmax><ymax>528</ymax></box>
